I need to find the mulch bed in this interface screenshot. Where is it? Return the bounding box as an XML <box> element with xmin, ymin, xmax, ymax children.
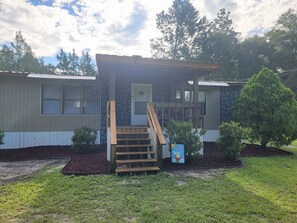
<box><xmin>241</xmin><ymin>144</ymin><xmax>293</xmax><ymax>157</ymax></box>
<box><xmin>0</xmin><ymin>142</ymin><xmax>293</xmax><ymax>175</ymax></box>
<box><xmin>163</xmin><ymin>142</ymin><xmax>242</xmax><ymax>171</ymax></box>
<box><xmin>0</xmin><ymin>145</ymin><xmax>74</xmax><ymax>162</ymax></box>
<box><xmin>61</xmin><ymin>145</ymin><xmax>108</xmax><ymax>175</ymax></box>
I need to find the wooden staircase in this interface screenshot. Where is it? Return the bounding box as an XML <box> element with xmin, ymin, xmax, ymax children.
<box><xmin>115</xmin><ymin>126</ymin><xmax>160</xmax><ymax>174</ymax></box>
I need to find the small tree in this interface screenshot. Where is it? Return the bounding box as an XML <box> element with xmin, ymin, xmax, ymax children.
<box><xmin>217</xmin><ymin>122</ymin><xmax>249</xmax><ymax>160</ymax></box>
<box><xmin>165</xmin><ymin>120</ymin><xmax>204</xmax><ymax>159</ymax></box>
<box><xmin>0</xmin><ymin>131</ymin><xmax>4</xmax><ymax>145</ymax></box>
<box><xmin>233</xmin><ymin>67</ymin><xmax>297</xmax><ymax>148</ymax></box>
<box><xmin>71</xmin><ymin>127</ymin><xmax>97</xmax><ymax>153</ymax></box>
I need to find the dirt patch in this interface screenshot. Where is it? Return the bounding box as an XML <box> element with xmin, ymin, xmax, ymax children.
<box><xmin>0</xmin><ymin>158</ymin><xmax>69</xmax><ymax>185</ymax></box>
<box><xmin>118</xmin><ymin>179</ymin><xmax>140</xmax><ymax>185</ymax></box>
<box><xmin>166</xmin><ymin>168</ymin><xmax>228</xmax><ymax>180</ymax></box>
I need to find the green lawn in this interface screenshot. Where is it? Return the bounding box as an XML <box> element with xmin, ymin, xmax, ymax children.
<box><xmin>1</xmin><ymin>147</ymin><xmax>297</xmax><ymax>223</ymax></box>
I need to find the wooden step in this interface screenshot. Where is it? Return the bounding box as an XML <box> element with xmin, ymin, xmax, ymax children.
<box><xmin>116</xmin><ymin>144</ymin><xmax>153</xmax><ymax>148</ymax></box>
<box><xmin>116</xmin><ymin>159</ymin><xmax>157</xmax><ymax>164</ymax></box>
<box><xmin>117</xmin><ymin>132</ymin><xmax>149</xmax><ymax>135</ymax></box>
<box><xmin>116</xmin><ymin>151</ymin><xmax>155</xmax><ymax>156</ymax></box>
<box><xmin>117</xmin><ymin>127</ymin><xmax>147</xmax><ymax>133</ymax></box>
<box><xmin>115</xmin><ymin>166</ymin><xmax>160</xmax><ymax>173</ymax></box>
<box><xmin>117</xmin><ymin>138</ymin><xmax>150</xmax><ymax>141</ymax></box>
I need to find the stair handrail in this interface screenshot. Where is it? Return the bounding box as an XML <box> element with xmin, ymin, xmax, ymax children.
<box><xmin>147</xmin><ymin>102</ymin><xmax>166</xmax><ymax>170</ymax></box>
<box><xmin>107</xmin><ymin>100</ymin><xmax>117</xmax><ymax>145</ymax></box>
<box><xmin>147</xmin><ymin>102</ymin><xmax>166</xmax><ymax>145</ymax></box>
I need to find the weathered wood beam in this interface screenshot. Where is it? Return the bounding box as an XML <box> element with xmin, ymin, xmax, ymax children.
<box><xmin>193</xmin><ymin>75</ymin><xmax>200</xmax><ymax>128</ymax></box>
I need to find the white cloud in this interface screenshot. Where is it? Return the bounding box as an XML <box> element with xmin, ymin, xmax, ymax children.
<box><xmin>0</xmin><ymin>0</ymin><xmax>296</xmax><ymax>61</ymax></box>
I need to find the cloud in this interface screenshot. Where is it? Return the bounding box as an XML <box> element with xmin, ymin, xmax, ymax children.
<box><xmin>109</xmin><ymin>2</ymin><xmax>148</xmax><ymax>45</ymax></box>
<box><xmin>0</xmin><ymin>0</ymin><xmax>296</xmax><ymax>62</ymax></box>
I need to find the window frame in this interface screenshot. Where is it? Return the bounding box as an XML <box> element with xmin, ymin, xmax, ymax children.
<box><xmin>41</xmin><ymin>83</ymin><xmax>62</xmax><ymax>115</ymax></box>
<box><xmin>40</xmin><ymin>83</ymin><xmax>100</xmax><ymax>116</ymax></box>
<box><xmin>62</xmin><ymin>84</ymin><xmax>82</xmax><ymax>115</ymax></box>
<box><xmin>82</xmin><ymin>85</ymin><xmax>100</xmax><ymax>115</ymax></box>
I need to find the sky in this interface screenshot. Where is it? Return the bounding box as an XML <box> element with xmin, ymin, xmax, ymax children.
<box><xmin>0</xmin><ymin>0</ymin><xmax>296</xmax><ymax>65</ymax></box>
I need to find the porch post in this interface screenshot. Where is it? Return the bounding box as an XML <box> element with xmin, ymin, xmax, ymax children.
<box><xmin>193</xmin><ymin>75</ymin><xmax>200</xmax><ymax>128</ymax></box>
<box><xmin>109</xmin><ymin>72</ymin><xmax>115</xmax><ymax>100</ymax></box>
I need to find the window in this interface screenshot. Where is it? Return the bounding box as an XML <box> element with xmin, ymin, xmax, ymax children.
<box><xmin>175</xmin><ymin>89</ymin><xmax>206</xmax><ymax>115</ymax></box>
<box><xmin>42</xmin><ymin>84</ymin><xmax>61</xmax><ymax>114</ymax></box>
<box><xmin>63</xmin><ymin>85</ymin><xmax>81</xmax><ymax>114</ymax></box>
<box><xmin>41</xmin><ymin>84</ymin><xmax>100</xmax><ymax>115</ymax></box>
<box><xmin>83</xmin><ymin>86</ymin><xmax>100</xmax><ymax>115</ymax></box>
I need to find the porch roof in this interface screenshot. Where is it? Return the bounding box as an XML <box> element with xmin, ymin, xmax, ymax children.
<box><xmin>96</xmin><ymin>54</ymin><xmax>221</xmax><ymax>79</ymax></box>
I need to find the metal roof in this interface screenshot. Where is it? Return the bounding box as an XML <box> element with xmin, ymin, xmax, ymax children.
<box><xmin>27</xmin><ymin>74</ymin><xmax>97</xmax><ymax>80</ymax></box>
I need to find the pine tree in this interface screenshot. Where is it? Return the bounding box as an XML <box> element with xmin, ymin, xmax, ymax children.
<box><xmin>79</xmin><ymin>51</ymin><xmax>97</xmax><ymax>76</ymax></box>
<box><xmin>0</xmin><ymin>31</ymin><xmax>50</xmax><ymax>73</ymax></box>
<box><xmin>199</xmin><ymin>8</ymin><xmax>240</xmax><ymax>80</ymax></box>
<box><xmin>150</xmin><ymin>0</ymin><xmax>208</xmax><ymax>61</ymax></box>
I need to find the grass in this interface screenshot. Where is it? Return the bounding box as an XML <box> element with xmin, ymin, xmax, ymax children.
<box><xmin>1</xmin><ymin>147</ymin><xmax>297</xmax><ymax>222</ymax></box>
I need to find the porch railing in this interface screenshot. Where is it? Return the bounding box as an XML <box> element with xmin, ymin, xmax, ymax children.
<box><xmin>153</xmin><ymin>102</ymin><xmax>203</xmax><ymax>128</ymax></box>
<box><xmin>107</xmin><ymin>100</ymin><xmax>117</xmax><ymax>173</ymax></box>
<box><xmin>147</xmin><ymin>102</ymin><xmax>167</xmax><ymax>169</ymax></box>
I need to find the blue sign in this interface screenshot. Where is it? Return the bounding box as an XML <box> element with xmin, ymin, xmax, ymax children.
<box><xmin>171</xmin><ymin>144</ymin><xmax>185</xmax><ymax>164</ymax></box>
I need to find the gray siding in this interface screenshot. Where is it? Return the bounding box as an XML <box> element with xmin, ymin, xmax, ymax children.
<box><xmin>203</xmin><ymin>87</ymin><xmax>221</xmax><ymax>130</ymax></box>
<box><xmin>0</xmin><ymin>76</ymin><xmax>100</xmax><ymax>132</ymax></box>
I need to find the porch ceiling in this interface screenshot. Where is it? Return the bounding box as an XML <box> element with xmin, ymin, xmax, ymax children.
<box><xmin>96</xmin><ymin>54</ymin><xmax>221</xmax><ymax>80</ymax></box>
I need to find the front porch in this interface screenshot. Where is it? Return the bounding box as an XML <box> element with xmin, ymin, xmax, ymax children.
<box><xmin>97</xmin><ymin>54</ymin><xmax>221</xmax><ymax>173</ymax></box>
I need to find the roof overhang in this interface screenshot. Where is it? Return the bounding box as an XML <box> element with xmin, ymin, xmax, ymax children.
<box><xmin>96</xmin><ymin>54</ymin><xmax>221</xmax><ymax>79</ymax></box>
<box><xmin>0</xmin><ymin>71</ymin><xmax>29</xmax><ymax>77</ymax></box>
<box><xmin>27</xmin><ymin>74</ymin><xmax>97</xmax><ymax>80</ymax></box>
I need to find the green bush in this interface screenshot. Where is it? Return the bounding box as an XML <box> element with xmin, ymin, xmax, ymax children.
<box><xmin>165</xmin><ymin>120</ymin><xmax>205</xmax><ymax>159</ymax></box>
<box><xmin>0</xmin><ymin>131</ymin><xmax>4</xmax><ymax>145</ymax></box>
<box><xmin>233</xmin><ymin>67</ymin><xmax>297</xmax><ymax>148</ymax></box>
<box><xmin>217</xmin><ymin>122</ymin><xmax>249</xmax><ymax>160</ymax></box>
<box><xmin>71</xmin><ymin>127</ymin><xmax>98</xmax><ymax>153</ymax></box>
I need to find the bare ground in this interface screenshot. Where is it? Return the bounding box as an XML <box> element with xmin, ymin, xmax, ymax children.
<box><xmin>0</xmin><ymin>158</ymin><xmax>69</xmax><ymax>185</ymax></box>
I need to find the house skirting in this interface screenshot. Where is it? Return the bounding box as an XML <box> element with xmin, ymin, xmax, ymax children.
<box><xmin>0</xmin><ymin>131</ymin><xmax>100</xmax><ymax>149</ymax></box>
<box><xmin>203</xmin><ymin>130</ymin><xmax>220</xmax><ymax>142</ymax></box>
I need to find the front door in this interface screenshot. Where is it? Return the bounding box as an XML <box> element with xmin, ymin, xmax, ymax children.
<box><xmin>131</xmin><ymin>83</ymin><xmax>152</xmax><ymax>125</ymax></box>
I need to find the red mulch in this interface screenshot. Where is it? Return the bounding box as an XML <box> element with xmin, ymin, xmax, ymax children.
<box><xmin>0</xmin><ymin>142</ymin><xmax>292</xmax><ymax>175</ymax></box>
<box><xmin>241</xmin><ymin>144</ymin><xmax>293</xmax><ymax>157</ymax></box>
<box><xmin>163</xmin><ymin>142</ymin><xmax>242</xmax><ymax>171</ymax></box>
<box><xmin>61</xmin><ymin>145</ymin><xmax>108</xmax><ymax>175</ymax></box>
<box><xmin>0</xmin><ymin>145</ymin><xmax>74</xmax><ymax>161</ymax></box>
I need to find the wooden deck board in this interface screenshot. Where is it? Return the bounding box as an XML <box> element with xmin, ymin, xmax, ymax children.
<box><xmin>115</xmin><ymin>166</ymin><xmax>160</xmax><ymax>173</ymax></box>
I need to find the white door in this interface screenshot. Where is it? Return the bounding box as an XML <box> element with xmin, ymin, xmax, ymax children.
<box><xmin>131</xmin><ymin>83</ymin><xmax>152</xmax><ymax>125</ymax></box>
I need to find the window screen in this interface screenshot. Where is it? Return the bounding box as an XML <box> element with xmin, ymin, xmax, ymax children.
<box><xmin>42</xmin><ymin>84</ymin><xmax>61</xmax><ymax>114</ymax></box>
<box><xmin>83</xmin><ymin>86</ymin><xmax>100</xmax><ymax>115</ymax></box>
<box><xmin>63</xmin><ymin>86</ymin><xmax>81</xmax><ymax>114</ymax></box>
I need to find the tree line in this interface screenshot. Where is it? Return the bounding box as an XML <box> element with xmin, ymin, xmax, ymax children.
<box><xmin>151</xmin><ymin>0</ymin><xmax>297</xmax><ymax>92</ymax></box>
<box><xmin>0</xmin><ymin>0</ymin><xmax>296</xmax><ymax>86</ymax></box>
<box><xmin>0</xmin><ymin>31</ymin><xmax>97</xmax><ymax>76</ymax></box>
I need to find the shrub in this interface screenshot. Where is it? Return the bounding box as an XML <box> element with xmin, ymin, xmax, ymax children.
<box><xmin>0</xmin><ymin>131</ymin><xmax>4</xmax><ymax>145</ymax></box>
<box><xmin>233</xmin><ymin>67</ymin><xmax>297</xmax><ymax>148</ymax></box>
<box><xmin>71</xmin><ymin>127</ymin><xmax>98</xmax><ymax>153</ymax></box>
<box><xmin>217</xmin><ymin>122</ymin><xmax>249</xmax><ymax>160</ymax></box>
<box><xmin>164</xmin><ymin>120</ymin><xmax>205</xmax><ymax>159</ymax></box>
